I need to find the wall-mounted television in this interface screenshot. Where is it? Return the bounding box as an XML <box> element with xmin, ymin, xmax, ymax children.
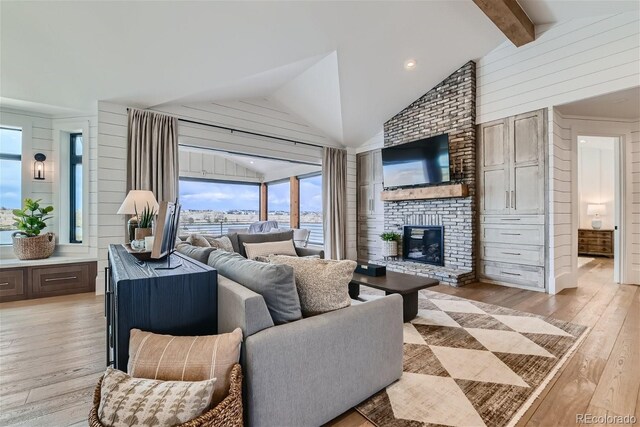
<box><xmin>381</xmin><ymin>134</ymin><xmax>450</xmax><ymax>189</ymax></box>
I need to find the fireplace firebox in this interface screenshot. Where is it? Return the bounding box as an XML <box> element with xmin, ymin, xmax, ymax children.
<box><xmin>403</xmin><ymin>226</ymin><xmax>444</xmax><ymax>266</ymax></box>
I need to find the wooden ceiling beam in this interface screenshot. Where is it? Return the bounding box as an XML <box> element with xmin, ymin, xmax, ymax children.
<box><xmin>473</xmin><ymin>0</ymin><xmax>535</xmax><ymax>47</ymax></box>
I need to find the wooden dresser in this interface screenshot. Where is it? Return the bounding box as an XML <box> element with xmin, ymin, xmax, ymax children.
<box><xmin>0</xmin><ymin>259</ymin><xmax>97</xmax><ymax>303</ymax></box>
<box><xmin>578</xmin><ymin>229</ymin><xmax>614</xmax><ymax>257</ymax></box>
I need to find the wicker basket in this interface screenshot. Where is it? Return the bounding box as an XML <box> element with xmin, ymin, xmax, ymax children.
<box><xmin>89</xmin><ymin>364</ymin><xmax>243</xmax><ymax>427</ymax></box>
<box><xmin>11</xmin><ymin>232</ymin><xmax>55</xmax><ymax>260</ymax></box>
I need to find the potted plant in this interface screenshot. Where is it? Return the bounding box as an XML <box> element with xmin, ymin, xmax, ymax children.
<box><xmin>134</xmin><ymin>203</ymin><xmax>156</xmax><ymax>241</ymax></box>
<box><xmin>380</xmin><ymin>231</ymin><xmax>401</xmax><ymax>258</ymax></box>
<box><xmin>12</xmin><ymin>198</ymin><xmax>55</xmax><ymax>260</ymax></box>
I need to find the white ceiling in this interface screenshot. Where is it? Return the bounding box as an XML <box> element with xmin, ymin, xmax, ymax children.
<box><xmin>1</xmin><ymin>1</ymin><xmax>638</xmax><ymax>147</ymax></box>
<box><xmin>557</xmin><ymin>87</ymin><xmax>640</xmax><ymax>120</ymax></box>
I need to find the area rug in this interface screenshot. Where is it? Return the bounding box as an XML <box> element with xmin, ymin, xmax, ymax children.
<box><xmin>355</xmin><ymin>290</ymin><xmax>589</xmax><ymax>427</ymax></box>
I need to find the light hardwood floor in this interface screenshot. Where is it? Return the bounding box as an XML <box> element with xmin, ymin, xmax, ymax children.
<box><xmin>0</xmin><ymin>258</ymin><xmax>637</xmax><ymax>426</ymax></box>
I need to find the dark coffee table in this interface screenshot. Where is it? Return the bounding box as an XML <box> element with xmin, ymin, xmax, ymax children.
<box><xmin>349</xmin><ymin>270</ymin><xmax>439</xmax><ymax>322</ymax></box>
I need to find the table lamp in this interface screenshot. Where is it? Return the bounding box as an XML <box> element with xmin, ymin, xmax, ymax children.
<box><xmin>117</xmin><ymin>190</ymin><xmax>159</xmax><ymax>241</ymax></box>
<box><xmin>586</xmin><ymin>203</ymin><xmax>606</xmax><ymax>230</ymax></box>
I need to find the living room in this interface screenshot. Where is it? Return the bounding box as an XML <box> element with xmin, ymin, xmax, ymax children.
<box><xmin>1</xmin><ymin>1</ymin><xmax>639</xmax><ymax>426</ymax></box>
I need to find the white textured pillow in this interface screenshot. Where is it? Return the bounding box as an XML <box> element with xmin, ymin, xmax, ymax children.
<box><xmin>268</xmin><ymin>255</ymin><xmax>357</xmax><ymax>316</ymax></box>
<box><xmin>243</xmin><ymin>239</ymin><xmax>298</xmax><ymax>260</ymax></box>
<box><xmin>204</xmin><ymin>235</ymin><xmax>234</xmax><ymax>252</ymax></box>
<box><xmin>98</xmin><ymin>366</ymin><xmax>215</xmax><ymax>427</ymax></box>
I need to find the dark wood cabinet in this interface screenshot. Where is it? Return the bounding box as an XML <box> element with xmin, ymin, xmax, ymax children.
<box><xmin>0</xmin><ymin>261</ymin><xmax>96</xmax><ymax>303</ymax></box>
<box><xmin>578</xmin><ymin>229</ymin><xmax>614</xmax><ymax>258</ymax></box>
<box><xmin>106</xmin><ymin>244</ymin><xmax>218</xmax><ymax>371</ymax></box>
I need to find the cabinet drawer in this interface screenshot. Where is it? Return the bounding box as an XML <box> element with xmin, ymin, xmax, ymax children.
<box><xmin>480</xmin><ymin>215</ymin><xmax>544</xmax><ymax>225</ymax></box>
<box><xmin>479</xmin><ymin>261</ymin><xmax>545</xmax><ymax>289</ymax></box>
<box><xmin>0</xmin><ymin>269</ymin><xmax>27</xmax><ymax>302</ymax></box>
<box><xmin>481</xmin><ymin>243</ymin><xmax>544</xmax><ymax>266</ymax></box>
<box><xmin>31</xmin><ymin>263</ymin><xmax>94</xmax><ymax>298</ymax></box>
<box><xmin>480</xmin><ymin>224</ymin><xmax>544</xmax><ymax>245</ymax></box>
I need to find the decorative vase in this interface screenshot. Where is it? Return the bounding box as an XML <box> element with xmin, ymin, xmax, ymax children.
<box><xmin>134</xmin><ymin>227</ymin><xmax>152</xmax><ymax>241</ymax></box>
<box><xmin>382</xmin><ymin>240</ymin><xmax>398</xmax><ymax>258</ymax></box>
<box><xmin>11</xmin><ymin>232</ymin><xmax>56</xmax><ymax>260</ymax></box>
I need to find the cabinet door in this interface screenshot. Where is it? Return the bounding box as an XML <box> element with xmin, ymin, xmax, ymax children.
<box><xmin>357</xmin><ymin>152</ymin><xmax>371</xmax><ymax>186</ymax></box>
<box><xmin>372</xmin><ymin>150</ymin><xmax>383</xmax><ymax>184</ymax></box>
<box><xmin>478</xmin><ymin>118</ymin><xmax>511</xmax><ymax>214</ymax></box>
<box><xmin>358</xmin><ymin>184</ymin><xmax>372</xmax><ymax>215</ymax></box>
<box><xmin>511</xmin><ymin>110</ymin><xmax>545</xmax><ymax>215</ymax></box>
<box><xmin>372</xmin><ymin>183</ymin><xmax>384</xmax><ymax>215</ymax></box>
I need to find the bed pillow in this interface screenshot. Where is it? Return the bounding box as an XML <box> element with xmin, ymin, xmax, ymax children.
<box><xmin>268</xmin><ymin>255</ymin><xmax>357</xmax><ymax>316</ymax></box>
<box><xmin>128</xmin><ymin>328</ymin><xmax>242</xmax><ymax>406</ymax></box>
<box><xmin>98</xmin><ymin>366</ymin><xmax>215</xmax><ymax>427</ymax></box>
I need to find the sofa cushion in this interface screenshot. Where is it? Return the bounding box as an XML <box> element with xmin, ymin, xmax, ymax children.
<box><xmin>98</xmin><ymin>366</ymin><xmax>216</xmax><ymax>427</ymax></box>
<box><xmin>175</xmin><ymin>244</ymin><xmax>217</xmax><ymax>264</ymax></box>
<box><xmin>236</xmin><ymin>230</ymin><xmax>294</xmax><ymax>258</ymax></box>
<box><xmin>186</xmin><ymin>233</ymin><xmax>211</xmax><ymax>247</ymax></box>
<box><xmin>268</xmin><ymin>255</ymin><xmax>357</xmax><ymax>316</ymax></box>
<box><xmin>128</xmin><ymin>328</ymin><xmax>242</xmax><ymax>406</ymax></box>
<box><xmin>243</xmin><ymin>239</ymin><xmax>298</xmax><ymax>260</ymax></box>
<box><xmin>205</xmin><ymin>235</ymin><xmax>234</xmax><ymax>252</ymax></box>
<box><xmin>208</xmin><ymin>250</ymin><xmax>302</xmax><ymax>324</ymax></box>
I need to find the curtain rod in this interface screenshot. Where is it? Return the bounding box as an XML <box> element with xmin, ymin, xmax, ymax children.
<box><xmin>126</xmin><ymin>107</ymin><xmax>325</xmax><ymax>150</ymax></box>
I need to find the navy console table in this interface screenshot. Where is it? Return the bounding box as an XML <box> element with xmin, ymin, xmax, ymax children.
<box><xmin>106</xmin><ymin>244</ymin><xmax>217</xmax><ymax>370</ymax></box>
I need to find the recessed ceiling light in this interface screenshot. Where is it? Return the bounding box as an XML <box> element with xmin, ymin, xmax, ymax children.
<box><xmin>404</xmin><ymin>59</ymin><xmax>417</xmax><ymax>70</ymax></box>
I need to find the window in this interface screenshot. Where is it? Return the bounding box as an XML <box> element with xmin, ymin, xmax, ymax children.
<box><xmin>0</xmin><ymin>127</ymin><xmax>22</xmax><ymax>245</ymax></box>
<box><xmin>70</xmin><ymin>133</ymin><xmax>83</xmax><ymax>243</ymax></box>
<box><xmin>267</xmin><ymin>180</ymin><xmax>290</xmax><ymax>229</ymax></box>
<box><xmin>178</xmin><ymin>178</ymin><xmax>260</xmax><ymax>235</ymax></box>
<box><xmin>299</xmin><ymin>174</ymin><xmax>323</xmax><ymax>245</ymax></box>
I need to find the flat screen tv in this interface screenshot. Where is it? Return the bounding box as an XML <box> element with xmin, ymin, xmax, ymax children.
<box><xmin>381</xmin><ymin>134</ymin><xmax>450</xmax><ymax>188</ymax></box>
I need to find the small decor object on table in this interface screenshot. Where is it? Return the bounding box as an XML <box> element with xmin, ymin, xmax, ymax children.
<box><xmin>587</xmin><ymin>203</ymin><xmax>606</xmax><ymax>229</ymax></box>
<box><xmin>134</xmin><ymin>202</ymin><xmax>156</xmax><ymax>241</ymax></box>
<box><xmin>380</xmin><ymin>231</ymin><xmax>400</xmax><ymax>259</ymax></box>
<box><xmin>116</xmin><ymin>190</ymin><xmax>159</xmax><ymax>242</ymax></box>
<box><xmin>11</xmin><ymin>198</ymin><xmax>55</xmax><ymax>260</ymax></box>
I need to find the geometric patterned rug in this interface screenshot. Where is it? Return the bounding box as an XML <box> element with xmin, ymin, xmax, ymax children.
<box><xmin>356</xmin><ymin>290</ymin><xmax>589</xmax><ymax>427</ymax></box>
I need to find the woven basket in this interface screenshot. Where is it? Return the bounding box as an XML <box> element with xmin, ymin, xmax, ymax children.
<box><xmin>11</xmin><ymin>232</ymin><xmax>55</xmax><ymax>260</ymax></box>
<box><xmin>89</xmin><ymin>364</ymin><xmax>243</xmax><ymax>427</ymax></box>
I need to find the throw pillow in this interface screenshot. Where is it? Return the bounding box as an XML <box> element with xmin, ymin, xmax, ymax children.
<box><xmin>268</xmin><ymin>255</ymin><xmax>357</xmax><ymax>316</ymax></box>
<box><xmin>208</xmin><ymin>250</ymin><xmax>302</xmax><ymax>324</ymax></box>
<box><xmin>204</xmin><ymin>235</ymin><xmax>234</xmax><ymax>252</ymax></box>
<box><xmin>236</xmin><ymin>230</ymin><xmax>294</xmax><ymax>258</ymax></box>
<box><xmin>186</xmin><ymin>233</ymin><xmax>211</xmax><ymax>247</ymax></box>
<box><xmin>98</xmin><ymin>366</ymin><xmax>215</xmax><ymax>427</ymax></box>
<box><xmin>243</xmin><ymin>239</ymin><xmax>298</xmax><ymax>260</ymax></box>
<box><xmin>128</xmin><ymin>328</ymin><xmax>242</xmax><ymax>406</ymax></box>
<box><xmin>174</xmin><ymin>244</ymin><xmax>217</xmax><ymax>265</ymax></box>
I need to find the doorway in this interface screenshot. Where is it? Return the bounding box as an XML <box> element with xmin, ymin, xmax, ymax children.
<box><xmin>576</xmin><ymin>135</ymin><xmax>620</xmax><ymax>283</ymax></box>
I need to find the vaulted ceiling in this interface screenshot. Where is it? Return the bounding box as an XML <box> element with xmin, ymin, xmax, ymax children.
<box><xmin>1</xmin><ymin>1</ymin><xmax>637</xmax><ymax>147</ymax></box>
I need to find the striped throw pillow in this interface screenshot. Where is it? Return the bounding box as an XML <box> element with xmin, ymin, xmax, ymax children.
<box><xmin>243</xmin><ymin>239</ymin><xmax>298</xmax><ymax>260</ymax></box>
<box><xmin>128</xmin><ymin>328</ymin><xmax>242</xmax><ymax>406</ymax></box>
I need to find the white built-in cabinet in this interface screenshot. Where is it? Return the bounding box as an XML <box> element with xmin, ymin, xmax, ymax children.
<box><xmin>478</xmin><ymin>109</ymin><xmax>547</xmax><ymax>290</ymax></box>
<box><xmin>357</xmin><ymin>150</ymin><xmax>384</xmax><ymax>260</ymax></box>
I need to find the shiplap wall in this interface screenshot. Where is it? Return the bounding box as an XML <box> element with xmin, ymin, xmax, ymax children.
<box><xmin>547</xmin><ymin>109</ymin><xmax>574</xmax><ymax>293</ymax></box>
<box><xmin>477</xmin><ymin>13</ymin><xmax>640</xmax><ymax>124</ymax></box>
<box><xmin>96</xmin><ymin>99</ymin><xmax>357</xmax><ymax>280</ymax></box>
<box><xmin>179</xmin><ymin>149</ymin><xmax>262</xmax><ymax>183</ymax></box>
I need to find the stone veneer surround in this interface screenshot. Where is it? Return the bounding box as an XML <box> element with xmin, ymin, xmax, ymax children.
<box><xmin>378</xmin><ymin>61</ymin><xmax>476</xmax><ymax>286</ymax></box>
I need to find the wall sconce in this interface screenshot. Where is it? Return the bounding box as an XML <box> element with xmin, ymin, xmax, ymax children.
<box><xmin>34</xmin><ymin>153</ymin><xmax>46</xmax><ymax>180</ymax></box>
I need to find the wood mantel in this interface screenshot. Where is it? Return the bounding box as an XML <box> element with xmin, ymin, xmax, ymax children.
<box><xmin>381</xmin><ymin>183</ymin><xmax>469</xmax><ymax>201</ymax></box>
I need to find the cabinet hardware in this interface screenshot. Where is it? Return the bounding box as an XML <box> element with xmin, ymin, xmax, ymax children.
<box><xmin>511</xmin><ymin>191</ymin><xmax>515</xmax><ymax>208</ymax></box>
<box><xmin>501</xmin><ymin>271</ymin><xmax>522</xmax><ymax>276</ymax></box>
<box><xmin>0</xmin><ymin>282</ymin><xmax>9</xmax><ymax>287</ymax></box>
<box><xmin>502</xmin><ymin>252</ymin><xmax>521</xmax><ymax>256</ymax></box>
<box><xmin>501</xmin><ymin>233</ymin><xmax>521</xmax><ymax>236</ymax></box>
<box><xmin>44</xmin><ymin>276</ymin><xmax>77</xmax><ymax>282</ymax></box>
<box><xmin>505</xmin><ymin>191</ymin><xmax>509</xmax><ymax>208</ymax></box>
<box><xmin>500</xmin><ymin>218</ymin><xmax>521</xmax><ymax>221</ymax></box>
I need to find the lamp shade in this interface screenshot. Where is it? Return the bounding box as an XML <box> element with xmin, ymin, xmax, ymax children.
<box><xmin>117</xmin><ymin>190</ymin><xmax>159</xmax><ymax>215</ymax></box>
<box><xmin>586</xmin><ymin>203</ymin><xmax>606</xmax><ymax>216</ymax></box>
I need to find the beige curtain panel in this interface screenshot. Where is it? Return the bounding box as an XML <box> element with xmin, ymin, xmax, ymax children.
<box><xmin>127</xmin><ymin>109</ymin><xmax>179</xmax><ymax>203</ymax></box>
<box><xmin>322</xmin><ymin>147</ymin><xmax>347</xmax><ymax>260</ymax></box>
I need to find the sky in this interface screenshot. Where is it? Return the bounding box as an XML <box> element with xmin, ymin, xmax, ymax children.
<box><xmin>0</xmin><ymin>128</ymin><xmax>22</xmax><ymax>210</ymax></box>
<box><xmin>179</xmin><ymin>174</ymin><xmax>322</xmax><ymax>212</ymax></box>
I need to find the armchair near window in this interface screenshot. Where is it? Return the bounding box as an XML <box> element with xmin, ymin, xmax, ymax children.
<box><xmin>292</xmin><ymin>228</ymin><xmax>310</xmax><ymax>248</ymax></box>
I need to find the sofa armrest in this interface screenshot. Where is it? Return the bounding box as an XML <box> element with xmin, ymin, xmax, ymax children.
<box><xmin>244</xmin><ymin>294</ymin><xmax>403</xmax><ymax>427</ymax></box>
<box><xmin>295</xmin><ymin>247</ymin><xmax>324</xmax><ymax>258</ymax></box>
<box><xmin>217</xmin><ymin>275</ymin><xmax>274</xmax><ymax>337</ymax></box>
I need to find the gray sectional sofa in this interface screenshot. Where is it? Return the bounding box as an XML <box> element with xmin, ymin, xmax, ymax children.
<box><xmin>176</xmin><ymin>230</ymin><xmax>404</xmax><ymax>427</ymax></box>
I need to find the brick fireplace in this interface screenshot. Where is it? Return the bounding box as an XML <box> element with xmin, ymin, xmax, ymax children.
<box><xmin>375</xmin><ymin>61</ymin><xmax>477</xmax><ymax>286</ymax></box>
